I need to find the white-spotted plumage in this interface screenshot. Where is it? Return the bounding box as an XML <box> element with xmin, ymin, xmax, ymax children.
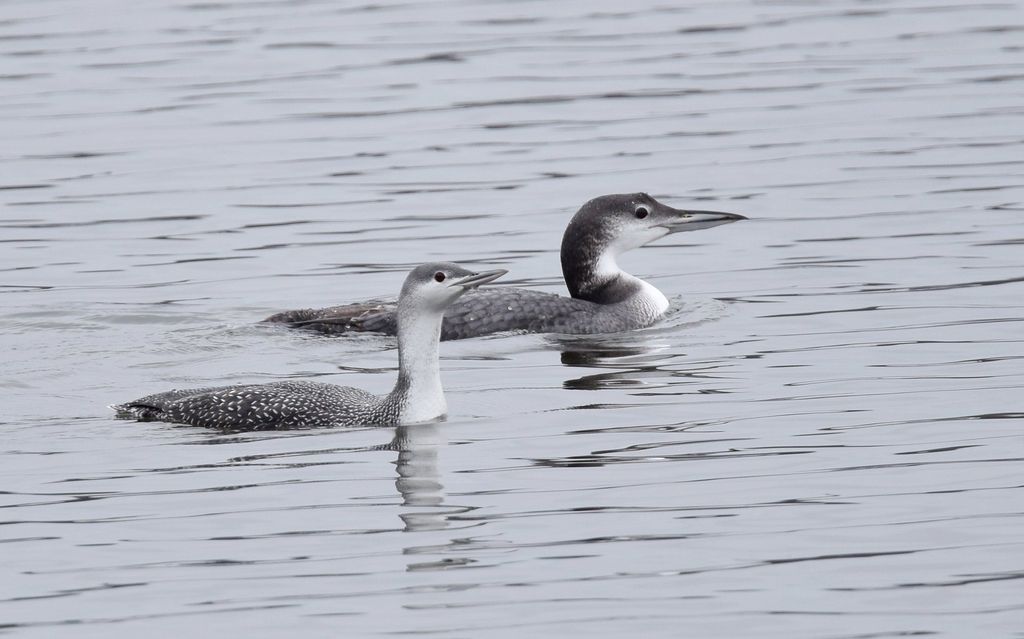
<box><xmin>113</xmin><ymin>263</ymin><xmax>506</xmax><ymax>430</ymax></box>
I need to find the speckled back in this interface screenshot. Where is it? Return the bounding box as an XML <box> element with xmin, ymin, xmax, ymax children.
<box><xmin>115</xmin><ymin>380</ymin><xmax>401</xmax><ymax>430</ymax></box>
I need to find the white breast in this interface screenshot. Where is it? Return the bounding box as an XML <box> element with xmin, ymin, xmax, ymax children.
<box><xmin>637</xmin><ymin>278</ymin><xmax>670</xmax><ymax>316</ymax></box>
<box><xmin>399</xmin><ymin>393</ymin><xmax>447</xmax><ymax>424</ymax></box>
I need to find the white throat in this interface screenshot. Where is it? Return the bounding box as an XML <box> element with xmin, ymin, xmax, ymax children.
<box><xmin>595</xmin><ymin>240</ymin><xmax>670</xmax><ymax>317</ymax></box>
<box><xmin>392</xmin><ymin>308</ymin><xmax>448</xmax><ymax>423</ymax></box>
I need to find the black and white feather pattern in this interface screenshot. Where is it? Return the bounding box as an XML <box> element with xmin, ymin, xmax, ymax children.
<box><xmin>112</xmin><ymin>380</ymin><xmax>400</xmax><ymax>430</ymax></box>
<box><xmin>114</xmin><ymin>262</ymin><xmax>502</xmax><ymax>430</ymax></box>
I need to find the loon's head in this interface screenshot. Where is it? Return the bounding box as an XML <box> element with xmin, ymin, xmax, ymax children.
<box><xmin>398</xmin><ymin>262</ymin><xmax>507</xmax><ymax>315</ymax></box>
<box><xmin>392</xmin><ymin>263</ymin><xmax>505</xmax><ymax>421</ymax></box>
<box><xmin>560</xmin><ymin>193</ymin><xmax>745</xmax><ymax>302</ymax></box>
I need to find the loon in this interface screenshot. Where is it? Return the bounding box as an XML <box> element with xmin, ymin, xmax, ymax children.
<box><xmin>265</xmin><ymin>193</ymin><xmax>745</xmax><ymax>340</ymax></box>
<box><xmin>112</xmin><ymin>263</ymin><xmax>506</xmax><ymax>430</ymax></box>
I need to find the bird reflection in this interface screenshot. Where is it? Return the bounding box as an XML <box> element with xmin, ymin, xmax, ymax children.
<box><xmin>550</xmin><ymin>335</ymin><xmax>679</xmax><ymax>390</ymax></box>
<box><xmin>381</xmin><ymin>423</ymin><xmax>462</xmax><ymax>532</ymax></box>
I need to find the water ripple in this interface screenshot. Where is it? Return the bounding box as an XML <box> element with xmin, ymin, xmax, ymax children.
<box><xmin>1</xmin><ymin>0</ymin><xmax>1023</xmax><ymax>636</ymax></box>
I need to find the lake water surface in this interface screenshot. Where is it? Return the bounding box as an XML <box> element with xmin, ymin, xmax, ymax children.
<box><xmin>2</xmin><ymin>0</ymin><xmax>1023</xmax><ymax>637</ymax></box>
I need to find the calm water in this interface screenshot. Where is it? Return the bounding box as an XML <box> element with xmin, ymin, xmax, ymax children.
<box><xmin>2</xmin><ymin>0</ymin><xmax>1023</xmax><ymax>636</ymax></box>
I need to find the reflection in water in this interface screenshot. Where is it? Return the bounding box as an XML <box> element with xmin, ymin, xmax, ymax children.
<box><xmin>2</xmin><ymin>0</ymin><xmax>1023</xmax><ymax>634</ymax></box>
<box><xmin>554</xmin><ymin>335</ymin><xmax>672</xmax><ymax>391</ymax></box>
<box><xmin>554</xmin><ymin>335</ymin><xmax>730</xmax><ymax>392</ymax></box>
<box><xmin>387</xmin><ymin>423</ymin><xmax>466</xmax><ymax>533</ymax></box>
<box><xmin>183</xmin><ymin>424</ymin><xmax>461</xmax><ymax>533</ymax></box>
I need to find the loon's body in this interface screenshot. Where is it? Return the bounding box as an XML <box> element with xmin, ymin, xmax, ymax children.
<box><xmin>275</xmin><ymin>278</ymin><xmax>669</xmax><ymax>341</ymax></box>
<box><xmin>265</xmin><ymin>193</ymin><xmax>745</xmax><ymax>340</ymax></box>
<box><xmin>113</xmin><ymin>263</ymin><xmax>505</xmax><ymax>430</ymax></box>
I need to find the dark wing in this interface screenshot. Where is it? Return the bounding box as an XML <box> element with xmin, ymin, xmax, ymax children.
<box><xmin>263</xmin><ymin>302</ymin><xmax>398</xmax><ymax>336</ymax></box>
<box><xmin>262</xmin><ymin>287</ymin><xmax>601</xmax><ymax>340</ymax></box>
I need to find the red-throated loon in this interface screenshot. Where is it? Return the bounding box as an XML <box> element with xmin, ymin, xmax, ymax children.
<box><xmin>264</xmin><ymin>193</ymin><xmax>745</xmax><ymax>340</ymax></box>
<box><xmin>112</xmin><ymin>263</ymin><xmax>506</xmax><ymax>430</ymax></box>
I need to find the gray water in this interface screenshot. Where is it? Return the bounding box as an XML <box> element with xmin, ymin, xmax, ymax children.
<box><xmin>2</xmin><ymin>0</ymin><xmax>1023</xmax><ymax>636</ymax></box>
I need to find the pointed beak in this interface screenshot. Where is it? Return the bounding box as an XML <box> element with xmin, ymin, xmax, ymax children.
<box><xmin>449</xmin><ymin>268</ymin><xmax>507</xmax><ymax>290</ymax></box>
<box><xmin>660</xmin><ymin>206</ymin><xmax>747</xmax><ymax>234</ymax></box>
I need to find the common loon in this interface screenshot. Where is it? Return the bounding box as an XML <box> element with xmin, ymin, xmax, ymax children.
<box><xmin>265</xmin><ymin>193</ymin><xmax>745</xmax><ymax>340</ymax></box>
<box><xmin>112</xmin><ymin>263</ymin><xmax>506</xmax><ymax>430</ymax></box>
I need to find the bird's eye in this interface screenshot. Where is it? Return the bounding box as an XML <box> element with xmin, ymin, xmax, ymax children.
<box><xmin>434</xmin><ymin>272</ymin><xmax>446</xmax><ymax>282</ymax></box>
<box><xmin>635</xmin><ymin>207</ymin><xmax>649</xmax><ymax>219</ymax></box>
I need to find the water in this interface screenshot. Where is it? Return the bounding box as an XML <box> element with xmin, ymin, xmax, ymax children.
<box><xmin>2</xmin><ymin>0</ymin><xmax>1023</xmax><ymax>636</ymax></box>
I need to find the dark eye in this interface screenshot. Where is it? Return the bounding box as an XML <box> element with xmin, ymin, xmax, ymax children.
<box><xmin>434</xmin><ymin>272</ymin><xmax>446</xmax><ymax>282</ymax></box>
<box><xmin>635</xmin><ymin>207</ymin><xmax>649</xmax><ymax>219</ymax></box>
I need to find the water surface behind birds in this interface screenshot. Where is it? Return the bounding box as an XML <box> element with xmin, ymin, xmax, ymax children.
<box><xmin>2</xmin><ymin>0</ymin><xmax>1023</xmax><ymax>637</ymax></box>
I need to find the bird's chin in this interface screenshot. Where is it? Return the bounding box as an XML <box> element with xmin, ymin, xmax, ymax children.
<box><xmin>436</xmin><ymin>292</ymin><xmax>467</xmax><ymax>310</ymax></box>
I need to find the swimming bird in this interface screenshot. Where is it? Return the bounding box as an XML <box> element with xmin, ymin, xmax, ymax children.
<box><xmin>265</xmin><ymin>193</ymin><xmax>745</xmax><ymax>340</ymax></box>
<box><xmin>112</xmin><ymin>263</ymin><xmax>506</xmax><ymax>430</ymax></box>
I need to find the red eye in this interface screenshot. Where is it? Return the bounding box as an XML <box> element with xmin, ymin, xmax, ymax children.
<box><xmin>434</xmin><ymin>272</ymin><xmax>446</xmax><ymax>282</ymax></box>
<box><xmin>635</xmin><ymin>207</ymin><xmax>649</xmax><ymax>219</ymax></box>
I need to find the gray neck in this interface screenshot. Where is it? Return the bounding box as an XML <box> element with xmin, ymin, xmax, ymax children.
<box><xmin>386</xmin><ymin>302</ymin><xmax>447</xmax><ymax>423</ymax></box>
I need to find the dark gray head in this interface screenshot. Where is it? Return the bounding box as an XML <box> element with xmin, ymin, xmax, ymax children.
<box><xmin>398</xmin><ymin>262</ymin><xmax>507</xmax><ymax>314</ymax></box>
<box><xmin>560</xmin><ymin>193</ymin><xmax>745</xmax><ymax>302</ymax></box>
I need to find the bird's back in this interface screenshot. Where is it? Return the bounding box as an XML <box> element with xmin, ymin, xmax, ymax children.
<box><xmin>113</xmin><ymin>380</ymin><xmax>386</xmax><ymax>429</ymax></box>
<box><xmin>442</xmin><ymin>286</ymin><xmax>609</xmax><ymax>338</ymax></box>
<box><xmin>264</xmin><ymin>286</ymin><xmax>639</xmax><ymax>339</ymax></box>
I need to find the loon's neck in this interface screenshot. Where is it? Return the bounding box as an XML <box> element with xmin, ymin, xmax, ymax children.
<box><xmin>562</xmin><ymin>238</ymin><xmax>670</xmax><ymax>315</ymax></box>
<box><xmin>387</xmin><ymin>309</ymin><xmax>447</xmax><ymax>423</ymax></box>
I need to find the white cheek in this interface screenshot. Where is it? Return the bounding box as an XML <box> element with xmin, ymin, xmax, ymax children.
<box><xmin>595</xmin><ymin>226</ymin><xmax>668</xmax><ymax>279</ymax></box>
<box><xmin>620</xmin><ymin>225</ymin><xmax>669</xmax><ymax>253</ymax></box>
<box><xmin>640</xmin><ymin>225</ymin><xmax>670</xmax><ymax>246</ymax></box>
